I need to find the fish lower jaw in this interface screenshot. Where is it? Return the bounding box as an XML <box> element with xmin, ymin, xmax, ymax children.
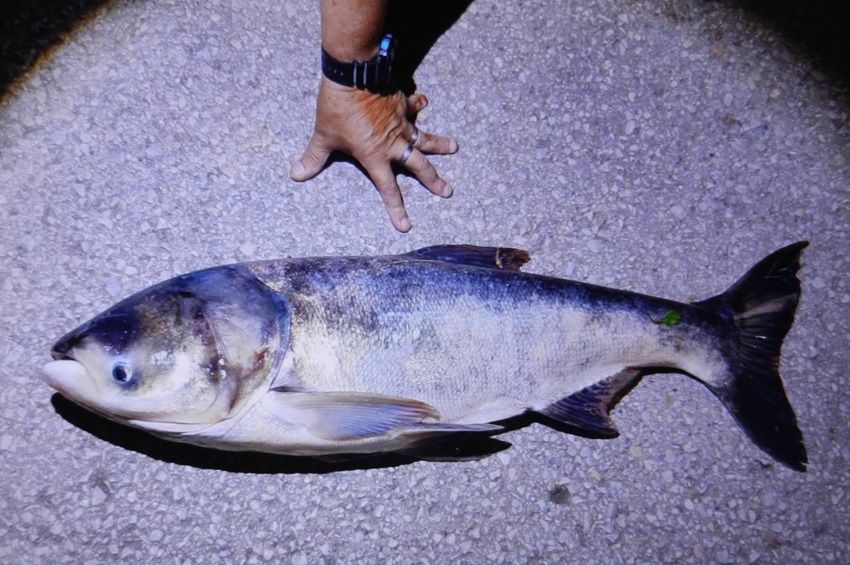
<box><xmin>42</xmin><ymin>359</ymin><xmax>90</xmax><ymax>397</ymax></box>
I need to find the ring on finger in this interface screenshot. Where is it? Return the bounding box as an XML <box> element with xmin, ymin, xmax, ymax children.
<box><xmin>398</xmin><ymin>143</ymin><xmax>415</xmax><ymax>165</ymax></box>
<box><xmin>410</xmin><ymin>126</ymin><xmax>420</xmax><ymax>147</ymax></box>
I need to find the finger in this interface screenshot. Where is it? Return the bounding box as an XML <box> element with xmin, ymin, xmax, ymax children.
<box><xmin>413</xmin><ymin>129</ymin><xmax>458</xmax><ymax>155</ymax></box>
<box><xmin>290</xmin><ymin>135</ymin><xmax>331</xmax><ymax>181</ymax></box>
<box><xmin>365</xmin><ymin>163</ymin><xmax>411</xmax><ymax>232</ymax></box>
<box><xmin>406</xmin><ymin>93</ymin><xmax>429</xmax><ymax>118</ymax></box>
<box><xmin>398</xmin><ymin>144</ymin><xmax>453</xmax><ymax>199</ymax></box>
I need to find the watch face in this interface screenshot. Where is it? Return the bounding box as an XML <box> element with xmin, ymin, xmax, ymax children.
<box><xmin>379</xmin><ymin>34</ymin><xmax>393</xmax><ymax>56</ymax></box>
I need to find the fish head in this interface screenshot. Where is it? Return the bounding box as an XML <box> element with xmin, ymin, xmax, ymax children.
<box><xmin>43</xmin><ymin>266</ymin><xmax>289</xmax><ymax>434</ymax></box>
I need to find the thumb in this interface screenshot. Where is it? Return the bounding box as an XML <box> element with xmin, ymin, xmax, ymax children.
<box><xmin>290</xmin><ymin>136</ymin><xmax>331</xmax><ymax>181</ymax></box>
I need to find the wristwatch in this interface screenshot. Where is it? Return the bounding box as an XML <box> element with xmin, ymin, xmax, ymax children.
<box><xmin>321</xmin><ymin>33</ymin><xmax>396</xmax><ymax>93</ymax></box>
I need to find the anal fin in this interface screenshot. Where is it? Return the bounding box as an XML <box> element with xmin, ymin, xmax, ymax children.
<box><xmin>539</xmin><ymin>369</ymin><xmax>641</xmax><ymax>438</ymax></box>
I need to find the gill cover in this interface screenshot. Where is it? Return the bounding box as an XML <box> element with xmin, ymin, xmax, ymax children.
<box><xmin>160</xmin><ymin>265</ymin><xmax>291</xmax><ymax>417</ymax></box>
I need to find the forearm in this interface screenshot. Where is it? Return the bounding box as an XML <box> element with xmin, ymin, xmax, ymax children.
<box><xmin>321</xmin><ymin>0</ymin><xmax>388</xmax><ymax>61</ymax></box>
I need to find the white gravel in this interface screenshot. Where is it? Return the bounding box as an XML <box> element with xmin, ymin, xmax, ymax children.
<box><xmin>1</xmin><ymin>0</ymin><xmax>848</xmax><ymax>563</ymax></box>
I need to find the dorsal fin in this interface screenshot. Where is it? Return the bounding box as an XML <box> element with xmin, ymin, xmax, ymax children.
<box><xmin>404</xmin><ymin>245</ymin><xmax>531</xmax><ymax>272</ymax></box>
<box><xmin>539</xmin><ymin>369</ymin><xmax>641</xmax><ymax>438</ymax></box>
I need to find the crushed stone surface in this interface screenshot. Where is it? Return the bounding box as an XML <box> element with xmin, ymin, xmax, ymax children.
<box><xmin>1</xmin><ymin>0</ymin><xmax>848</xmax><ymax>563</ymax></box>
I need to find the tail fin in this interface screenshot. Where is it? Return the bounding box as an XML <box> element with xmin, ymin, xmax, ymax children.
<box><xmin>695</xmin><ymin>241</ymin><xmax>809</xmax><ymax>471</ymax></box>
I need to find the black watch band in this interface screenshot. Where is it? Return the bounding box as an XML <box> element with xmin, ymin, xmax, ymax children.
<box><xmin>321</xmin><ymin>33</ymin><xmax>395</xmax><ymax>93</ymax></box>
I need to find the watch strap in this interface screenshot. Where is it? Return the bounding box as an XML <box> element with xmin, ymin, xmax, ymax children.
<box><xmin>321</xmin><ymin>34</ymin><xmax>395</xmax><ymax>92</ymax></box>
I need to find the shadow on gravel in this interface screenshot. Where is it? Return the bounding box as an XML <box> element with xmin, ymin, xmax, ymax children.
<box><xmin>49</xmin><ymin>389</ymin><xmax>632</xmax><ymax>473</ymax></box>
<box><xmin>735</xmin><ymin>0</ymin><xmax>850</xmax><ymax>97</ymax></box>
<box><xmin>50</xmin><ymin>393</ymin><xmax>513</xmax><ymax>473</ymax></box>
<box><xmin>662</xmin><ymin>0</ymin><xmax>850</xmax><ymax>99</ymax></box>
<box><xmin>386</xmin><ymin>0</ymin><xmax>475</xmax><ymax>95</ymax></box>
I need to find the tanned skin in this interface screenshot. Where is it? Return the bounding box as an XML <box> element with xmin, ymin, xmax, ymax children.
<box><xmin>290</xmin><ymin>0</ymin><xmax>458</xmax><ymax>233</ymax></box>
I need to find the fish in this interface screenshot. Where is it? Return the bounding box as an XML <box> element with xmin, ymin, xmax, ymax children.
<box><xmin>43</xmin><ymin>243</ymin><xmax>809</xmax><ymax>470</ymax></box>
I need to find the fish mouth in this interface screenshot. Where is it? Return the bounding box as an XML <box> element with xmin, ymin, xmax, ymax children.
<box><xmin>45</xmin><ymin>329</ymin><xmax>98</xmax><ymax>400</ymax></box>
<box><xmin>50</xmin><ymin>351</ymin><xmax>76</xmax><ymax>361</ymax></box>
<box><xmin>42</xmin><ymin>358</ymin><xmax>129</xmax><ymax>426</ymax></box>
<box><xmin>42</xmin><ymin>358</ymin><xmax>90</xmax><ymax>398</ymax></box>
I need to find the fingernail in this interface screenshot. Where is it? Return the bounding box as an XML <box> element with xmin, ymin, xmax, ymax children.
<box><xmin>442</xmin><ymin>183</ymin><xmax>454</xmax><ymax>198</ymax></box>
<box><xmin>449</xmin><ymin>139</ymin><xmax>459</xmax><ymax>153</ymax></box>
<box><xmin>290</xmin><ymin>159</ymin><xmax>306</xmax><ymax>180</ymax></box>
<box><xmin>398</xmin><ymin>217</ymin><xmax>412</xmax><ymax>232</ymax></box>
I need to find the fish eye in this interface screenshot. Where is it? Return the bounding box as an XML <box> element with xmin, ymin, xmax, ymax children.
<box><xmin>111</xmin><ymin>363</ymin><xmax>132</xmax><ymax>384</ymax></box>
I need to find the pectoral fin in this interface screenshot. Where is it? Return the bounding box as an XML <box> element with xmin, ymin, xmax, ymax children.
<box><xmin>269</xmin><ymin>390</ymin><xmax>499</xmax><ymax>441</ymax></box>
<box><xmin>539</xmin><ymin>369</ymin><xmax>642</xmax><ymax>438</ymax></box>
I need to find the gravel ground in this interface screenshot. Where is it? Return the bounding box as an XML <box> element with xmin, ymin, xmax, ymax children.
<box><xmin>1</xmin><ymin>0</ymin><xmax>848</xmax><ymax>563</ymax></box>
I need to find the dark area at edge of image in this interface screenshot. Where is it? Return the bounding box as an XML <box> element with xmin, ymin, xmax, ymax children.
<box><xmin>1</xmin><ymin>0</ymin><xmax>849</xmax><ymax>104</ymax></box>
<box><xmin>0</xmin><ymin>0</ymin><xmax>110</xmax><ymax>101</ymax></box>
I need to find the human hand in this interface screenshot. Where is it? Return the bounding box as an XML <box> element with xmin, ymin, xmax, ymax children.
<box><xmin>290</xmin><ymin>77</ymin><xmax>458</xmax><ymax>232</ymax></box>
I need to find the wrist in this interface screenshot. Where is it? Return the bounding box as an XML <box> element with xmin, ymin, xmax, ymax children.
<box><xmin>321</xmin><ymin>33</ymin><xmax>396</xmax><ymax>93</ymax></box>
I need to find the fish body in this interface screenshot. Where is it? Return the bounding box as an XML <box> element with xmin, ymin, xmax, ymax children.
<box><xmin>44</xmin><ymin>244</ymin><xmax>809</xmax><ymax>470</ymax></box>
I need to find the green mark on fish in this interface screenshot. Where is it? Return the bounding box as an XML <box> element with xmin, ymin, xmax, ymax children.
<box><xmin>655</xmin><ymin>309</ymin><xmax>682</xmax><ymax>326</ymax></box>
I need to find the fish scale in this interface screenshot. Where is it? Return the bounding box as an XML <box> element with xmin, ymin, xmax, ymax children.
<box><xmin>260</xmin><ymin>259</ymin><xmax>679</xmax><ymax>411</ymax></box>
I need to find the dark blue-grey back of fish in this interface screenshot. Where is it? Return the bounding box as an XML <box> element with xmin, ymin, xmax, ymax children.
<box><xmin>43</xmin><ymin>243</ymin><xmax>809</xmax><ymax>471</ymax></box>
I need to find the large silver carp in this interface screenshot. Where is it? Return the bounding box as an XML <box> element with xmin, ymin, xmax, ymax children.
<box><xmin>43</xmin><ymin>244</ymin><xmax>808</xmax><ymax>470</ymax></box>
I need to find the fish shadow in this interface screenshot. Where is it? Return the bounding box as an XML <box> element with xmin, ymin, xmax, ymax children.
<box><xmin>50</xmin><ymin>393</ymin><xmax>515</xmax><ymax>474</ymax></box>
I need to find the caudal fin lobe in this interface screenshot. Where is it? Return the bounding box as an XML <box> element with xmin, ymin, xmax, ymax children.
<box><xmin>697</xmin><ymin>241</ymin><xmax>809</xmax><ymax>471</ymax></box>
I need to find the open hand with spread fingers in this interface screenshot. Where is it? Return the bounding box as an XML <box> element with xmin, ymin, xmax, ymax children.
<box><xmin>290</xmin><ymin>77</ymin><xmax>458</xmax><ymax>232</ymax></box>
